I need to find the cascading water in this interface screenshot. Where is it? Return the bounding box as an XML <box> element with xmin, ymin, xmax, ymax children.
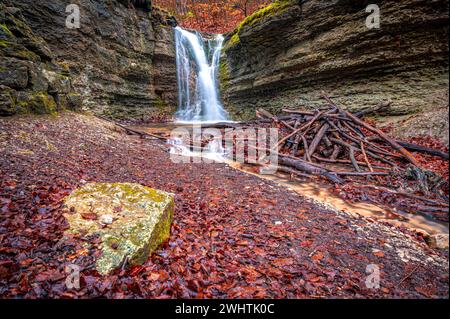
<box><xmin>174</xmin><ymin>27</ymin><xmax>228</xmax><ymax>122</ymax></box>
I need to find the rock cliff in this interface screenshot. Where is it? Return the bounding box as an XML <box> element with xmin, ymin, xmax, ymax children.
<box><xmin>220</xmin><ymin>0</ymin><xmax>449</xmax><ymax>143</ymax></box>
<box><xmin>1</xmin><ymin>0</ymin><xmax>177</xmax><ymax>120</ymax></box>
<box><xmin>0</xmin><ymin>3</ymin><xmax>80</xmax><ymax>115</ymax></box>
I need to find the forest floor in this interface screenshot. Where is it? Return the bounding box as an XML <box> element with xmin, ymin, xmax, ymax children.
<box><xmin>0</xmin><ymin>112</ymin><xmax>448</xmax><ymax>298</ymax></box>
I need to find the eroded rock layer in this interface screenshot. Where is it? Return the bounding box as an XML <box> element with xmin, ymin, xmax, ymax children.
<box><xmin>220</xmin><ymin>0</ymin><xmax>449</xmax><ymax>143</ymax></box>
<box><xmin>0</xmin><ymin>4</ymin><xmax>81</xmax><ymax>115</ymax></box>
<box><xmin>1</xmin><ymin>0</ymin><xmax>177</xmax><ymax>120</ymax></box>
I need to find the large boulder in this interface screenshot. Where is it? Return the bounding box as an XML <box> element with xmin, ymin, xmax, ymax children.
<box><xmin>63</xmin><ymin>182</ymin><xmax>174</xmax><ymax>275</ymax></box>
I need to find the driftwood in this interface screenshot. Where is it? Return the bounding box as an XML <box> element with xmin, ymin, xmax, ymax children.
<box><xmin>117</xmin><ymin>123</ymin><xmax>168</xmax><ymax>140</ymax></box>
<box><xmin>367</xmin><ymin>137</ymin><xmax>449</xmax><ymax>160</ymax></box>
<box><xmin>321</xmin><ymin>94</ymin><xmax>420</xmax><ymax>166</ymax></box>
<box><xmin>96</xmin><ymin>116</ymin><xmax>169</xmax><ymax>140</ymax></box>
<box><xmin>278</xmin><ymin>156</ymin><xmax>344</xmax><ymax>184</ymax></box>
<box><xmin>250</xmin><ymin>94</ymin><xmax>448</xmax><ymax>192</ymax></box>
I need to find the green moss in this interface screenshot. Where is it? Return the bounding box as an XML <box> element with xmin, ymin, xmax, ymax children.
<box><xmin>0</xmin><ymin>87</ymin><xmax>17</xmax><ymax>115</ymax></box>
<box><xmin>154</xmin><ymin>95</ymin><xmax>167</xmax><ymax>110</ymax></box>
<box><xmin>37</xmin><ymin>93</ymin><xmax>57</xmax><ymax>113</ymax></box>
<box><xmin>28</xmin><ymin>92</ymin><xmax>57</xmax><ymax>114</ymax></box>
<box><xmin>225</xmin><ymin>0</ymin><xmax>293</xmax><ymax>49</ymax></box>
<box><xmin>240</xmin><ymin>0</ymin><xmax>292</xmax><ymax>29</ymax></box>
<box><xmin>219</xmin><ymin>59</ymin><xmax>230</xmax><ymax>91</ymax></box>
<box><xmin>15</xmin><ymin>49</ymin><xmax>39</xmax><ymax>61</ymax></box>
<box><xmin>230</xmin><ymin>33</ymin><xmax>240</xmax><ymax>46</ymax></box>
<box><xmin>18</xmin><ymin>101</ymin><xmax>29</xmax><ymax>108</ymax></box>
<box><xmin>0</xmin><ymin>39</ymin><xmax>10</xmax><ymax>48</ymax></box>
<box><xmin>0</xmin><ymin>24</ymin><xmax>13</xmax><ymax>37</ymax></box>
<box><xmin>104</xmin><ymin>235</ymin><xmax>121</xmax><ymax>249</ymax></box>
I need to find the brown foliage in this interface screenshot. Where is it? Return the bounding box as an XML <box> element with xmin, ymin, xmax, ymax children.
<box><xmin>154</xmin><ymin>0</ymin><xmax>271</xmax><ymax>33</ymax></box>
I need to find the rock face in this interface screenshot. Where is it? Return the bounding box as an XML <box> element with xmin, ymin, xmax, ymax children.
<box><xmin>64</xmin><ymin>182</ymin><xmax>174</xmax><ymax>275</ymax></box>
<box><xmin>220</xmin><ymin>0</ymin><xmax>449</xmax><ymax>143</ymax></box>
<box><xmin>1</xmin><ymin>0</ymin><xmax>177</xmax><ymax>120</ymax></box>
<box><xmin>0</xmin><ymin>4</ymin><xmax>81</xmax><ymax>115</ymax></box>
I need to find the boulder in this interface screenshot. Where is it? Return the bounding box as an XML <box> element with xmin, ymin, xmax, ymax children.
<box><xmin>63</xmin><ymin>182</ymin><xmax>174</xmax><ymax>275</ymax></box>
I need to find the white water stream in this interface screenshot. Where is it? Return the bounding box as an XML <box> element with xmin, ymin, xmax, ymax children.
<box><xmin>174</xmin><ymin>27</ymin><xmax>228</xmax><ymax>122</ymax></box>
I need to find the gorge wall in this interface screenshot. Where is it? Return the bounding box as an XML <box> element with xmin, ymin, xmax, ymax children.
<box><xmin>220</xmin><ymin>0</ymin><xmax>449</xmax><ymax>144</ymax></box>
<box><xmin>0</xmin><ymin>0</ymin><xmax>177</xmax><ymax>120</ymax></box>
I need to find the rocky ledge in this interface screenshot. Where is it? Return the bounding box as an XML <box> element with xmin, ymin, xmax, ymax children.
<box><xmin>0</xmin><ymin>4</ymin><xmax>81</xmax><ymax>115</ymax></box>
<box><xmin>1</xmin><ymin>0</ymin><xmax>178</xmax><ymax>120</ymax></box>
<box><xmin>220</xmin><ymin>0</ymin><xmax>449</xmax><ymax>144</ymax></box>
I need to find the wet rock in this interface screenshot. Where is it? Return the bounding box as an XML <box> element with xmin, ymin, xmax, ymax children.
<box><xmin>427</xmin><ymin>233</ymin><xmax>449</xmax><ymax>250</ymax></box>
<box><xmin>63</xmin><ymin>182</ymin><xmax>174</xmax><ymax>275</ymax></box>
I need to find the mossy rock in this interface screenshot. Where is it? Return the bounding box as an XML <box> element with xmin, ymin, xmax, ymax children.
<box><xmin>238</xmin><ymin>0</ymin><xmax>293</xmax><ymax>29</ymax></box>
<box><xmin>0</xmin><ymin>23</ymin><xmax>13</xmax><ymax>38</ymax></box>
<box><xmin>153</xmin><ymin>95</ymin><xmax>167</xmax><ymax>110</ymax></box>
<box><xmin>63</xmin><ymin>182</ymin><xmax>174</xmax><ymax>275</ymax></box>
<box><xmin>27</xmin><ymin>92</ymin><xmax>57</xmax><ymax>114</ymax></box>
<box><xmin>0</xmin><ymin>85</ymin><xmax>17</xmax><ymax>115</ymax></box>
<box><xmin>218</xmin><ymin>59</ymin><xmax>230</xmax><ymax>92</ymax></box>
<box><xmin>224</xmin><ymin>0</ymin><xmax>293</xmax><ymax>50</ymax></box>
<box><xmin>67</xmin><ymin>92</ymin><xmax>83</xmax><ymax>110</ymax></box>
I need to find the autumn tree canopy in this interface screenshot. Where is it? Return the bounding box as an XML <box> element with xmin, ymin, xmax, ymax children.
<box><xmin>153</xmin><ymin>0</ymin><xmax>271</xmax><ymax>33</ymax></box>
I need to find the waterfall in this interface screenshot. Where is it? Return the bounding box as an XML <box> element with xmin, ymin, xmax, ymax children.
<box><xmin>174</xmin><ymin>27</ymin><xmax>228</xmax><ymax>122</ymax></box>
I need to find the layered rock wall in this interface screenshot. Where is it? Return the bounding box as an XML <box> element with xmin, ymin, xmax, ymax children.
<box><xmin>0</xmin><ymin>3</ymin><xmax>80</xmax><ymax>115</ymax></box>
<box><xmin>1</xmin><ymin>0</ymin><xmax>177</xmax><ymax>120</ymax></box>
<box><xmin>220</xmin><ymin>0</ymin><xmax>449</xmax><ymax>142</ymax></box>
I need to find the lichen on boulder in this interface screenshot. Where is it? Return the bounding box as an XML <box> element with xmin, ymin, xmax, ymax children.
<box><xmin>63</xmin><ymin>182</ymin><xmax>174</xmax><ymax>275</ymax></box>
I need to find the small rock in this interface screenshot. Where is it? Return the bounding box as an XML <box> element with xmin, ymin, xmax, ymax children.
<box><xmin>274</xmin><ymin>221</ymin><xmax>282</xmax><ymax>225</ymax></box>
<box><xmin>99</xmin><ymin>214</ymin><xmax>114</xmax><ymax>225</ymax></box>
<box><xmin>426</xmin><ymin>233</ymin><xmax>449</xmax><ymax>249</ymax></box>
<box><xmin>411</xmin><ymin>228</ymin><xmax>430</xmax><ymax>239</ymax></box>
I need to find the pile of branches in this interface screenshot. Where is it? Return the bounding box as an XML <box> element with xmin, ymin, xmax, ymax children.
<box><xmin>235</xmin><ymin>94</ymin><xmax>449</xmax><ymax>221</ymax></box>
<box><xmin>248</xmin><ymin>95</ymin><xmax>446</xmax><ymax>184</ymax></box>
